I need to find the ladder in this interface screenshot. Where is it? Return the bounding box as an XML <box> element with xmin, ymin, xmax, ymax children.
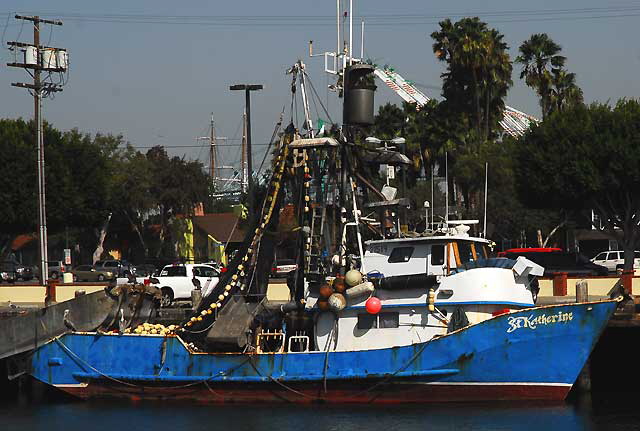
<box><xmin>307</xmin><ymin>204</ymin><xmax>327</xmax><ymax>273</ymax></box>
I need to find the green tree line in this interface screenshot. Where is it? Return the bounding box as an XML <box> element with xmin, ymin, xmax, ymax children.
<box><xmin>368</xmin><ymin>17</ymin><xmax>638</xmax><ymax>267</ymax></box>
<box><xmin>0</xmin><ymin>119</ymin><xmax>209</xmax><ymax>264</ymax></box>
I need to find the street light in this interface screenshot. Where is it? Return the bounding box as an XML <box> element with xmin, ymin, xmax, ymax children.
<box><xmin>230</xmin><ymin>84</ymin><xmax>263</xmax><ymax>213</ymax></box>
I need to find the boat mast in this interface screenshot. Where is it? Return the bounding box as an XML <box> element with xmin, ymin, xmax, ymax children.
<box><xmin>336</xmin><ymin>0</ymin><xmax>341</xmax><ymax>72</ymax></box>
<box><xmin>360</xmin><ymin>20</ymin><xmax>364</xmax><ymax>59</ymax></box>
<box><xmin>484</xmin><ymin>162</ymin><xmax>488</xmax><ymax>238</ymax></box>
<box><xmin>297</xmin><ymin>61</ymin><xmax>315</xmax><ymax>138</ymax></box>
<box><xmin>349</xmin><ymin>0</ymin><xmax>353</xmax><ymax>66</ymax></box>
<box><xmin>445</xmin><ymin>152</ymin><xmax>449</xmax><ymax>225</ymax></box>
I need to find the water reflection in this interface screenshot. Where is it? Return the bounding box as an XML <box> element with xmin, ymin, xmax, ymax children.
<box><xmin>1</xmin><ymin>398</ymin><xmax>601</xmax><ymax>431</ymax></box>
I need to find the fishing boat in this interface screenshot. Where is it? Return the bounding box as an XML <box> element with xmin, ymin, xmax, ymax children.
<box><xmin>27</xmin><ymin>132</ymin><xmax>619</xmax><ymax>403</ymax></box>
<box><xmin>27</xmin><ymin>2</ymin><xmax>619</xmax><ymax>403</ymax></box>
<box><xmin>31</xmin><ymin>221</ymin><xmax>619</xmax><ymax>402</ymax></box>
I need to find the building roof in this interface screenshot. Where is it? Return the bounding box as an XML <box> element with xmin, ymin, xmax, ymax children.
<box><xmin>11</xmin><ymin>234</ymin><xmax>36</xmax><ymax>251</ymax></box>
<box><xmin>500</xmin><ymin>106</ymin><xmax>539</xmax><ymax>137</ymax></box>
<box><xmin>193</xmin><ymin>213</ymin><xmax>246</xmax><ymax>243</ymax></box>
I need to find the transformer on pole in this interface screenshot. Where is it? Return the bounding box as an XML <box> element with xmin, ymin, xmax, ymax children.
<box><xmin>7</xmin><ymin>15</ymin><xmax>68</xmax><ymax>286</ymax></box>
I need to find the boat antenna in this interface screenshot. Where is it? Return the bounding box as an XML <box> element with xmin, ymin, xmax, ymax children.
<box><xmin>431</xmin><ymin>163</ymin><xmax>434</xmax><ymax>229</ymax></box>
<box><xmin>349</xmin><ymin>0</ymin><xmax>353</xmax><ymax>65</ymax></box>
<box><xmin>360</xmin><ymin>19</ymin><xmax>365</xmax><ymax>59</ymax></box>
<box><xmin>336</xmin><ymin>0</ymin><xmax>341</xmax><ymax>72</ymax></box>
<box><xmin>483</xmin><ymin>162</ymin><xmax>488</xmax><ymax>238</ymax></box>
<box><xmin>445</xmin><ymin>152</ymin><xmax>448</xmax><ymax>225</ymax></box>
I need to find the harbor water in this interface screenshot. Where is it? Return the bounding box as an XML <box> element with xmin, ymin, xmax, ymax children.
<box><xmin>2</xmin><ymin>388</ymin><xmax>639</xmax><ymax>431</ymax></box>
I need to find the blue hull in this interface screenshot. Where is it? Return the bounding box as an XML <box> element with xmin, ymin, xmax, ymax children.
<box><xmin>30</xmin><ymin>300</ymin><xmax>617</xmax><ymax>403</ymax></box>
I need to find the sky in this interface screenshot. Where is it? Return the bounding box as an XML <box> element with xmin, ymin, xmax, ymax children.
<box><xmin>1</xmin><ymin>0</ymin><xmax>639</xmax><ymax>181</ymax></box>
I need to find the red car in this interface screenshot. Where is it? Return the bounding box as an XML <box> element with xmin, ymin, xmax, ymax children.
<box><xmin>271</xmin><ymin>259</ymin><xmax>298</xmax><ymax>278</ymax></box>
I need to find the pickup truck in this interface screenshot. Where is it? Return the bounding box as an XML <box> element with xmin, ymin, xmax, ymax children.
<box><xmin>149</xmin><ymin>263</ymin><xmax>220</xmax><ymax>307</ymax></box>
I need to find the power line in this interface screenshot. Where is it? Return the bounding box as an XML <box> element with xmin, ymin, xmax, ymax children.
<box><xmin>1</xmin><ymin>7</ymin><xmax>639</xmax><ymax>27</ymax></box>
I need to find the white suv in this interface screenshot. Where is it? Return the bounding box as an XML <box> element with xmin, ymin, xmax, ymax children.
<box><xmin>151</xmin><ymin>263</ymin><xmax>219</xmax><ymax>306</ymax></box>
<box><xmin>591</xmin><ymin>251</ymin><xmax>640</xmax><ymax>274</ymax></box>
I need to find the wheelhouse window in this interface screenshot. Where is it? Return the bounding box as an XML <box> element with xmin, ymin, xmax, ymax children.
<box><xmin>357</xmin><ymin>313</ymin><xmax>377</xmax><ymax>330</ymax></box>
<box><xmin>431</xmin><ymin>244</ymin><xmax>445</xmax><ymax>265</ymax></box>
<box><xmin>378</xmin><ymin>312</ymin><xmax>399</xmax><ymax>328</ymax></box>
<box><xmin>473</xmin><ymin>243</ymin><xmax>488</xmax><ymax>260</ymax></box>
<box><xmin>388</xmin><ymin>247</ymin><xmax>414</xmax><ymax>263</ymax></box>
<box><xmin>357</xmin><ymin>312</ymin><xmax>400</xmax><ymax>329</ymax></box>
<box><xmin>457</xmin><ymin>242</ymin><xmax>474</xmax><ymax>264</ymax></box>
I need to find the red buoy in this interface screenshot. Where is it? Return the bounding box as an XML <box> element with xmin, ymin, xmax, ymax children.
<box><xmin>365</xmin><ymin>297</ymin><xmax>382</xmax><ymax>314</ymax></box>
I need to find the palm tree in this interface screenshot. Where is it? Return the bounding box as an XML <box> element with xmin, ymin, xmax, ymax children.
<box><xmin>516</xmin><ymin>33</ymin><xmax>565</xmax><ymax>119</ymax></box>
<box><xmin>549</xmin><ymin>69</ymin><xmax>584</xmax><ymax>114</ymax></box>
<box><xmin>431</xmin><ymin>18</ymin><xmax>512</xmax><ymax>141</ymax></box>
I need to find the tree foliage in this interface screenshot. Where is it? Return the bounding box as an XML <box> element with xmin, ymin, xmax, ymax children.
<box><xmin>516</xmin><ymin>100</ymin><xmax>640</xmax><ymax>268</ymax></box>
<box><xmin>0</xmin><ymin>119</ymin><xmax>211</xmax><ymax>262</ymax></box>
<box><xmin>516</xmin><ymin>33</ymin><xmax>583</xmax><ymax>119</ymax></box>
<box><xmin>431</xmin><ymin>17</ymin><xmax>513</xmax><ymax>142</ymax></box>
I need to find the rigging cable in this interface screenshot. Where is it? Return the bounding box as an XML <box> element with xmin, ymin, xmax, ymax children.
<box><xmin>257</xmin><ymin>107</ymin><xmax>284</xmax><ymax>176</ymax></box>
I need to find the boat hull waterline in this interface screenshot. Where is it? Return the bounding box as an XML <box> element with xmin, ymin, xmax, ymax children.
<box><xmin>31</xmin><ymin>300</ymin><xmax>616</xmax><ymax>403</ymax></box>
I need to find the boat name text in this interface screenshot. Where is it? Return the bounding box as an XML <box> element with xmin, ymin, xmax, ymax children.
<box><xmin>506</xmin><ymin>311</ymin><xmax>573</xmax><ymax>333</ymax></box>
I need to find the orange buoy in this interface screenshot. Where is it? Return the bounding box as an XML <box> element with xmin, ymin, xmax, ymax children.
<box><xmin>317</xmin><ymin>299</ymin><xmax>330</xmax><ymax>311</ymax></box>
<box><xmin>333</xmin><ymin>278</ymin><xmax>346</xmax><ymax>294</ymax></box>
<box><xmin>319</xmin><ymin>283</ymin><xmax>334</xmax><ymax>299</ymax></box>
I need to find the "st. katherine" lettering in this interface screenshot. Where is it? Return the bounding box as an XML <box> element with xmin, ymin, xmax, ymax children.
<box><xmin>506</xmin><ymin>311</ymin><xmax>573</xmax><ymax>333</ymax></box>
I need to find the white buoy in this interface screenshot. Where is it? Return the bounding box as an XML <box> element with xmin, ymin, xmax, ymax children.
<box><xmin>345</xmin><ymin>269</ymin><xmax>363</xmax><ymax>287</ymax></box>
<box><xmin>328</xmin><ymin>292</ymin><xmax>347</xmax><ymax>312</ymax></box>
<box><xmin>345</xmin><ymin>281</ymin><xmax>374</xmax><ymax>299</ymax></box>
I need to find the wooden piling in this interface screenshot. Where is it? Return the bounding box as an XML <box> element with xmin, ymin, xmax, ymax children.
<box><xmin>576</xmin><ymin>279</ymin><xmax>588</xmax><ymax>303</ymax></box>
<box><xmin>553</xmin><ymin>272</ymin><xmax>568</xmax><ymax>296</ymax></box>
<box><xmin>576</xmin><ymin>279</ymin><xmax>591</xmax><ymax>393</ymax></box>
<box><xmin>191</xmin><ymin>289</ymin><xmax>203</xmax><ymax>311</ymax></box>
<box><xmin>622</xmin><ymin>269</ymin><xmax>634</xmax><ymax>295</ymax></box>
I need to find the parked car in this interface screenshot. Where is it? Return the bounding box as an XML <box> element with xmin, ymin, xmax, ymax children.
<box><xmin>201</xmin><ymin>261</ymin><xmax>223</xmax><ymax>272</ymax></box>
<box><xmin>502</xmin><ymin>249</ymin><xmax>608</xmax><ymax>277</ymax></box>
<box><xmin>270</xmin><ymin>259</ymin><xmax>298</xmax><ymax>278</ymax></box>
<box><xmin>33</xmin><ymin>260</ymin><xmax>71</xmax><ymax>280</ymax></box>
<box><xmin>94</xmin><ymin>259</ymin><xmax>136</xmax><ymax>277</ymax></box>
<box><xmin>0</xmin><ymin>260</ymin><xmax>33</xmax><ymax>282</ymax></box>
<box><xmin>591</xmin><ymin>250</ymin><xmax>640</xmax><ymax>274</ymax></box>
<box><xmin>71</xmin><ymin>265</ymin><xmax>116</xmax><ymax>282</ymax></box>
<box><xmin>150</xmin><ymin>263</ymin><xmax>220</xmax><ymax>307</ymax></box>
<box><xmin>133</xmin><ymin>263</ymin><xmax>158</xmax><ymax>277</ymax></box>
<box><xmin>47</xmin><ymin>260</ymin><xmax>69</xmax><ymax>279</ymax></box>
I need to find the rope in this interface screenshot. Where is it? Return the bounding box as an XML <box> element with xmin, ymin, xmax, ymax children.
<box><xmin>52</xmin><ymin>334</ymin><xmax>251</xmax><ymax>390</ymax></box>
<box><xmin>257</xmin><ymin>107</ymin><xmax>284</xmax><ymax>175</ymax></box>
<box><xmin>305</xmin><ymin>72</ymin><xmax>334</xmax><ymax>125</ymax></box>
<box><xmin>244</xmin><ymin>325</ymin><xmax>434</xmax><ymax>403</ymax></box>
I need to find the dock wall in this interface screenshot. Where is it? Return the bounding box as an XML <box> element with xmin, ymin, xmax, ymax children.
<box><xmin>538</xmin><ymin>273</ymin><xmax>638</xmax><ymax>298</ymax></box>
<box><xmin>1</xmin><ymin>274</ymin><xmax>636</xmax><ymax>306</ymax></box>
<box><xmin>0</xmin><ymin>284</ymin><xmax>105</xmax><ymax>306</ymax></box>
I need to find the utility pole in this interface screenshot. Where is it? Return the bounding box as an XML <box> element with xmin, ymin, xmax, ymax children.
<box><xmin>230</xmin><ymin>84</ymin><xmax>263</xmax><ymax>213</ymax></box>
<box><xmin>7</xmin><ymin>15</ymin><xmax>67</xmax><ymax>286</ymax></box>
